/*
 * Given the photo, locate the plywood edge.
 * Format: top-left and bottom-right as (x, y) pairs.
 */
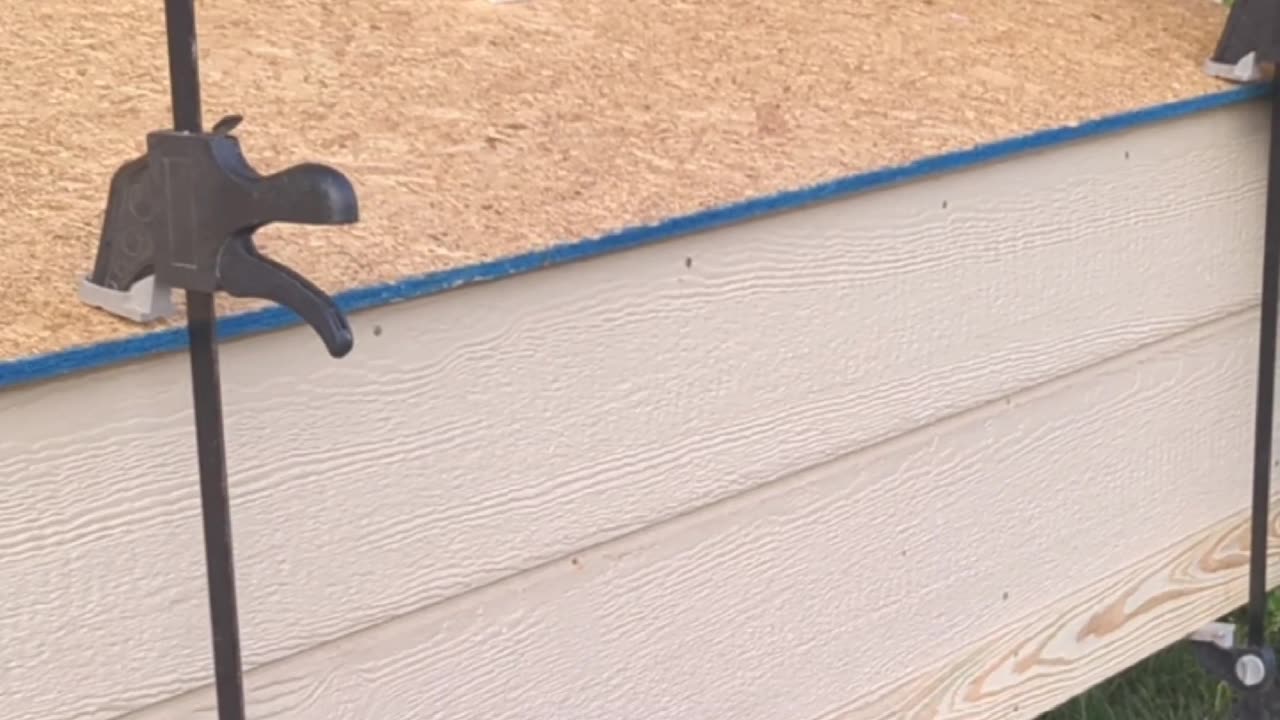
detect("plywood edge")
(0, 84), (1265, 391)
(112, 309), (1275, 720)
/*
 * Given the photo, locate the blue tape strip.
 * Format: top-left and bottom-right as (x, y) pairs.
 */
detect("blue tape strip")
(0, 84), (1268, 392)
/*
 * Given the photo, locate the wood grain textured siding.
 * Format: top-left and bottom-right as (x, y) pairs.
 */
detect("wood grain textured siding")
(120, 309), (1273, 720)
(0, 100), (1270, 720)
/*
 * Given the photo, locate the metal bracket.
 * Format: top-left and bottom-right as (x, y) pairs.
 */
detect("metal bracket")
(1206, 51), (1268, 84)
(1191, 621), (1239, 650)
(77, 274), (175, 323)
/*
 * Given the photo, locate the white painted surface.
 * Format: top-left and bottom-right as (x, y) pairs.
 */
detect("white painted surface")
(0, 99), (1271, 719)
(119, 309), (1275, 720)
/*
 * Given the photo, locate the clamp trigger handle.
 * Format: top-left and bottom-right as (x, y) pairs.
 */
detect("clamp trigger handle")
(216, 233), (354, 358)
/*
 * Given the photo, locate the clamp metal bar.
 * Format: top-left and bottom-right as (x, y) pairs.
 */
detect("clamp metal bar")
(1249, 67), (1280, 655)
(1192, 3), (1280, 717)
(161, 2), (248, 718)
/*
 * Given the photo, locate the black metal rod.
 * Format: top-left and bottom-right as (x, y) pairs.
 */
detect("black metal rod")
(1247, 73), (1280, 650)
(163, 0), (202, 134)
(163, 1), (247, 718)
(187, 292), (246, 720)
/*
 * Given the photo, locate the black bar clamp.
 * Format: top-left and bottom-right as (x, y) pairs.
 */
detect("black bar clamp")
(78, 4), (361, 716)
(79, 113), (359, 357)
(1191, 2), (1280, 719)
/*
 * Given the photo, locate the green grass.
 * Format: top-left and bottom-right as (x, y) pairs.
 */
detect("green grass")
(1037, 595), (1280, 720)
(1038, 643), (1235, 720)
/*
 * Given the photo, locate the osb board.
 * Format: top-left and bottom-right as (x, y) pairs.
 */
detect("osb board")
(0, 0), (1234, 360)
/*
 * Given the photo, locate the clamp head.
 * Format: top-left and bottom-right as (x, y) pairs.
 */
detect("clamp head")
(1205, 0), (1280, 83)
(79, 115), (360, 357)
(1189, 622), (1280, 718)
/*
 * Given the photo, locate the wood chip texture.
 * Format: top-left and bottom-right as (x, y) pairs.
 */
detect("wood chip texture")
(0, 0), (1234, 359)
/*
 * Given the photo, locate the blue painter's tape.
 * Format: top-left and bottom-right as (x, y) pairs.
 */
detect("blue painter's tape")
(0, 84), (1269, 392)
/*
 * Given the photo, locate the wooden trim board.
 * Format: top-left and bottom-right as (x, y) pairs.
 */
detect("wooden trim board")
(0, 100), (1273, 719)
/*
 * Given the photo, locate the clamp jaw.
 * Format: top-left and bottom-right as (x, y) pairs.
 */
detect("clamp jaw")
(1205, 0), (1280, 83)
(79, 114), (359, 357)
(1190, 622), (1280, 718)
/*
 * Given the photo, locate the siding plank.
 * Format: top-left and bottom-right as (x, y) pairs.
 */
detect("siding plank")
(125, 310), (1271, 720)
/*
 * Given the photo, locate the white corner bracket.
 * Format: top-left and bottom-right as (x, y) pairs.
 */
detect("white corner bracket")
(77, 274), (177, 324)
(1189, 621), (1238, 651)
(1205, 51), (1267, 84)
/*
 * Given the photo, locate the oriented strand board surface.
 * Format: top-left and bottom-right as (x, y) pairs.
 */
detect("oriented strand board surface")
(0, 0), (1233, 359)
